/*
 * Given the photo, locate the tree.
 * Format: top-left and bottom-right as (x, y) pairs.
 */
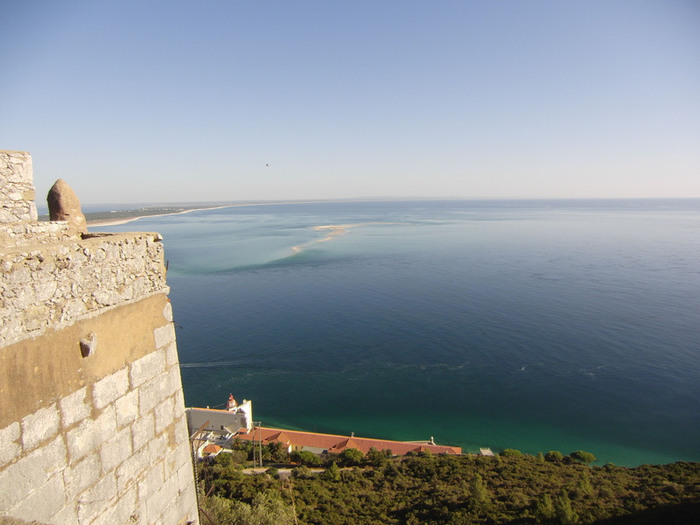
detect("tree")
(366, 447), (389, 467)
(570, 450), (597, 465)
(266, 442), (289, 463)
(290, 450), (321, 466)
(577, 471), (593, 496)
(535, 493), (555, 520)
(545, 451), (563, 462)
(555, 492), (579, 524)
(339, 448), (364, 467)
(322, 461), (341, 482)
(470, 474), (489, 504)
(499, 448), (523, 458)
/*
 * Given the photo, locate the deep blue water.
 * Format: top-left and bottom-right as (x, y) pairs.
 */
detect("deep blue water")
(102, 200), (700, 466)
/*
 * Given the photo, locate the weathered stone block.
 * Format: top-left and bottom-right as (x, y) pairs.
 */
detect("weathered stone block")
(52, 500), (80, 524)
(154, 395), (176, 435)
(163, 301), (173, 322)
(0, 421), (20, 467)
(100, 426), (133, 473)
(165, 341), (179, 367)
(145, 473), (178, 524)
(0, 435), (67, 510)
(131, 411), (155, 452)
(137, 461), (164, 502)
(177, 458), (197, 495)
(115, 389), (139, 428)
(138, 370), (169, 416)
(21, 402), (60, 451)
(92, 486), (137, 525)
(9, 472), (66, 523)
(93, 368), (129, 410)
(66, 405), (116, 461)
(174, 483), (199, 525)
(147, 432), (168, 460)
(166, 362), (185, 398)
(63, 452), (101, 499)
(60, 386), (90, 428)
(77, 471), (117, 524)
(115, 446), (149, 494)
(130, 347), (166, 388)
(173, 388), (186, 419)
(154, 322), (175, 349)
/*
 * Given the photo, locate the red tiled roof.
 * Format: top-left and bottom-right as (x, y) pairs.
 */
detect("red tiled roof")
(234, 427), (461, 456)
(202, 444), (222, 455)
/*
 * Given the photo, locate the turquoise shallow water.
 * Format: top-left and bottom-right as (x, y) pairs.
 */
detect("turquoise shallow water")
(103, 200), (700, 466)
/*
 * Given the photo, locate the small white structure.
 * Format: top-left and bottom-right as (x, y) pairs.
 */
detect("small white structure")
(186, 393), (253, 442)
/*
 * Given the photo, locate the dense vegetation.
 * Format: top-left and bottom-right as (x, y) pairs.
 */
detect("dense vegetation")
(197, 444), (699, 524)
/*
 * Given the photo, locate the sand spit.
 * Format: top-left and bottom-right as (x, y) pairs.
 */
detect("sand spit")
(290, 222), (394, 255)
(87, 204), (235, 227)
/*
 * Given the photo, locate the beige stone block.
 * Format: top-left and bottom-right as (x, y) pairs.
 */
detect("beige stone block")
(0, 421), (20, 467)
(92, 487), (138, 525)
(154, 396), (176, 435)
(77, 472), (118, 524)
(130, 348), (166, 388)
(147, 431), (168, 460)
(154, 322), (175, 349)
(165, 341), (179, 367)
(131, 411), (155, 452)
(0, 435), (67, 510)
(115, 446), (149, 494)
(66, 405), (116, 461)
(138, 370), (169, 416)
(165, 438), (192, 476)
(145, 473), (178, 524)
(21, 402), (60, 451)
(166, 363), (184, 398)
(63, 452), (101, 499)
(51, 500), (80, 524)
(176, 484), (200, 525)
(60, 386), (90, 428)
(115, 389), (139, 428)
(176, 457), (197, 495)
(163, 300), (173, 322)
(100, 426), (132, 473)
(137, 461), (164, 502)
(93, 367), (129, 410)
(173, 388), (186, 419)
(9, 473), (66, 523)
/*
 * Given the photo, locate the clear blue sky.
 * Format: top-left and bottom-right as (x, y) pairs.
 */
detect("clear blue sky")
(1, 1), (698, 205)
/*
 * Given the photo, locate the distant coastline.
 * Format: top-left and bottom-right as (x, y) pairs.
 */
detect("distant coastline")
(86, 204), (235, 227)
(77, 196), (700, 228)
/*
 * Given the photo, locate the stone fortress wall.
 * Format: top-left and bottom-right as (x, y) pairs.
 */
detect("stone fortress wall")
(0, 151), (199, 524)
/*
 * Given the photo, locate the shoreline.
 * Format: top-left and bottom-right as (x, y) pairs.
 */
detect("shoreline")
(87, 204), (236, 228)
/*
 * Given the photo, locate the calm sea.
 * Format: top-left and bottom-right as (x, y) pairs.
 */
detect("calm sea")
(102, 200), (700, 466)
